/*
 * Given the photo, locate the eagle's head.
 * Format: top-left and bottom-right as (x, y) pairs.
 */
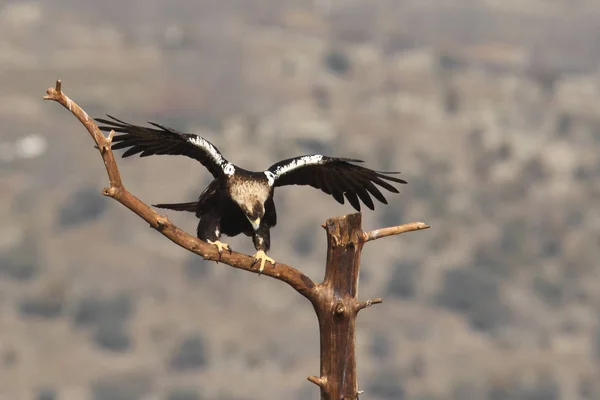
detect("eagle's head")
(244, 202), (265, 231)
(228, 177), (270, 232)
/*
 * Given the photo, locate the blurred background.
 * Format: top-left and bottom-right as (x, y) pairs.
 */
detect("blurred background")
(1, 0), (600, 399)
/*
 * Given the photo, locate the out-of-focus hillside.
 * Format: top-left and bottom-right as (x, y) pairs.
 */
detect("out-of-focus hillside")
(1, 1), (600, 399)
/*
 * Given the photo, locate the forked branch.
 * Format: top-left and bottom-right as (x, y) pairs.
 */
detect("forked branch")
(43, 80), (316, 298)
(44, 79), (430, 400)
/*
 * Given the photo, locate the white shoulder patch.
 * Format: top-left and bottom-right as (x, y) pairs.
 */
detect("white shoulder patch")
(264, 171), (275, 186)
(272, 155), (323, 178)
(187, 135), (226, 166)
(223, 163), (235, 176)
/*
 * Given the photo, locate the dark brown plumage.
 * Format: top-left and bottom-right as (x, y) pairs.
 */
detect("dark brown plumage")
(96, 115), (407, 272)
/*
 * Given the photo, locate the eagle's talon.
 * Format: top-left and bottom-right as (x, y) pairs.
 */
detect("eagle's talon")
(252, 250), (275, 275)
(207, 240), (231, 258)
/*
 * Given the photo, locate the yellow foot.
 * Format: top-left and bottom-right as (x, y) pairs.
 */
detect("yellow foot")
(207, 240), (231, 257)
(252, 250), (276, 274)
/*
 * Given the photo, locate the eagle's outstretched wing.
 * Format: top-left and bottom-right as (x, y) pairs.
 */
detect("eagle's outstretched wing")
(96, 115), (231, 179)
(265, 155), (407, 211)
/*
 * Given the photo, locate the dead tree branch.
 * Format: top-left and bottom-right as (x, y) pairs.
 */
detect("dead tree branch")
(43, 80), (316, 298)
(44, 80), (429, 400)
(362, 221), (430, 243)
(356, 298), (383, 313)
(307, 213), (429, 399)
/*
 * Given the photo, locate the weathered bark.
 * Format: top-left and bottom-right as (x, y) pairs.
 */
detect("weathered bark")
(310, 213), (365, 399)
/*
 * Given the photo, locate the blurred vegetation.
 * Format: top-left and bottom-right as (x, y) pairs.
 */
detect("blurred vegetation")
(1, 0), (600, 399)
(169, 334), (208, 371)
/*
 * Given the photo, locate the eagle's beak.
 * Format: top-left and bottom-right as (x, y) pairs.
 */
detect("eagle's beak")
(250, 217), (261, 231)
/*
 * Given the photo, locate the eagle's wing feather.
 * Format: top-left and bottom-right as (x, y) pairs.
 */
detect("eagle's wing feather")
(95, 115), (229, 178)
(153, 201), (197, 213)
(266, 155), (406, 211)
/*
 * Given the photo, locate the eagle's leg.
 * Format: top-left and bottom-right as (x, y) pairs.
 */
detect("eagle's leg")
(198, 216), (231, 258)
(251, 227), (275, 274)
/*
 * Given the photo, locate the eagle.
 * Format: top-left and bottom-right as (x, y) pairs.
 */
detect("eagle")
(96, 115), (407, 272)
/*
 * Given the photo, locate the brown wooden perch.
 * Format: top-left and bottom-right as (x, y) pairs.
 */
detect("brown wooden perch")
(44, 80), (429, 400)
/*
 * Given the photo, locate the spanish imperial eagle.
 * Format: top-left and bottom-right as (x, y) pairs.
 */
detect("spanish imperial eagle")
(96, 116), (407, 272)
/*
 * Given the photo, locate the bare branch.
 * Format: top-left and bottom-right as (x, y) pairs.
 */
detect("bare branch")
(43, 80), (317, 300)
(362, 222), (430, 243)
(356, 298), (383, 312)
(307, 375), (327, 387)
(44, 79), (123, 189)
(101, 129), (115, 153)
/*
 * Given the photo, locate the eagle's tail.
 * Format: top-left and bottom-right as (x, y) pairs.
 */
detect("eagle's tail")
(153, 201), (197, 213)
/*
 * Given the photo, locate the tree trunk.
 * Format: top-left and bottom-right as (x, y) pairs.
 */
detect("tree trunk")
(311, 213), (365, 400)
